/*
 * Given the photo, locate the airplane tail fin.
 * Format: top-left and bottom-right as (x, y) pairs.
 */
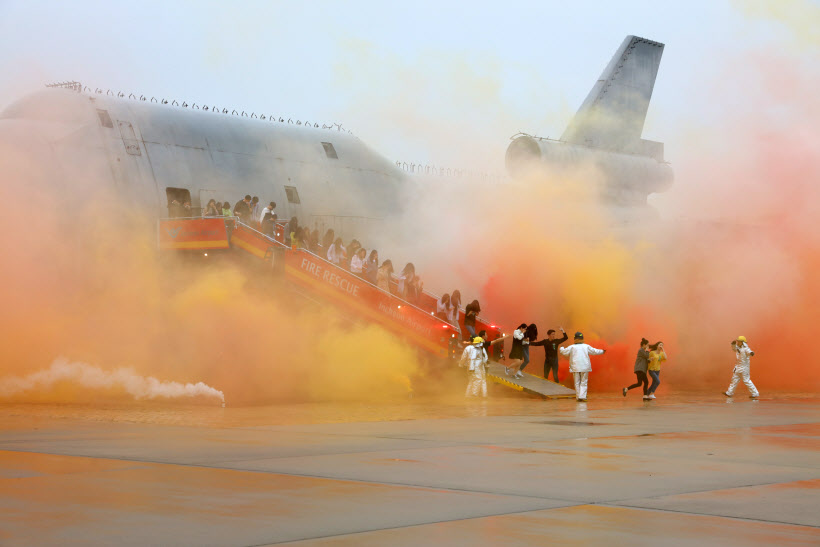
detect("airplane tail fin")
(560, 35), (664, 158)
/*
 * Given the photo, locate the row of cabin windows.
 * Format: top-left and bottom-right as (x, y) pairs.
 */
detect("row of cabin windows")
(96, 108), (338, 161)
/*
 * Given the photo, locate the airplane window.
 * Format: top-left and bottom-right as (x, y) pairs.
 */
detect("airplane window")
(97, 109), (113, 128)
(321, 142), (338, 159)
(284, 186), (301, 204)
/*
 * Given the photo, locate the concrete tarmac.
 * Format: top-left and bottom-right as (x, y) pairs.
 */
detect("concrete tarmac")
(0, 393), (818, 546)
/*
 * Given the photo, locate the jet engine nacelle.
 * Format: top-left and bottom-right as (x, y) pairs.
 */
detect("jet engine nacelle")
(505, 135), (673, 205)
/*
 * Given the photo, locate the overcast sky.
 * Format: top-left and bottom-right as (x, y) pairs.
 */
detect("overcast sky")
(0, 0), (815, 171)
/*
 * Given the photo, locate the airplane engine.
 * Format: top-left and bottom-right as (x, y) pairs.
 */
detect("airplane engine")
(505, 134), (673, 205)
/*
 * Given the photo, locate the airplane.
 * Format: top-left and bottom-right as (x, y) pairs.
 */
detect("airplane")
(0, 35), (670, 245)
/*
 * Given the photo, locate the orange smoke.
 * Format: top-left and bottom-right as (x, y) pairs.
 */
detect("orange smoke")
(0, 142), (421, 405)
(442, 48), (820, 394)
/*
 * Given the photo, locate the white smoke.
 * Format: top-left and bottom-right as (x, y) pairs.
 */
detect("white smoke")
(0, 358), (225, 405)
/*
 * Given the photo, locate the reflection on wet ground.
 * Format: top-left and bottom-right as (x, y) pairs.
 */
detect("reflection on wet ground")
(1, 393), (818, 545)
(1, 392), (817, 429)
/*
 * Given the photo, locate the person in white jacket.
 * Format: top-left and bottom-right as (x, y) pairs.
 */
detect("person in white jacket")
(559, 332), (606, 401)
(459, 336), (489, 397)
(723, 336), (759, 398)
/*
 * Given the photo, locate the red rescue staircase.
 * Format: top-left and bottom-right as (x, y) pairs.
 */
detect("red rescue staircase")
(158, 217), (574, 398)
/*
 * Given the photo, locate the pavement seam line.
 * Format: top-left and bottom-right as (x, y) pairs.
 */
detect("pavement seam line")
(597, 501), (820, 529)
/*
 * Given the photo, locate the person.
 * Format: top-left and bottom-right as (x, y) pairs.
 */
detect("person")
(448, 290), (461, 327)
(221, 202), (233, 217)
(203, 199), (220, 217)
(505, 323), (528, 377)
(509, 324), (537, 379)
(310, 229), (320, 253)
(531, 327), (569, 382)
(327, 237), (345, 264)
(288, 217), (300, 248)
(250, 196), (260, 225)
(297, 227), (310, 249)
(351, 247), (367, 277)
(436, 293), (450, 321)
(365, 250), (379, 284)
(168, 199), (183, 218)
(645, 342), (667, 399)
(724, 336), (759, 399)
(261, 210), (276, 237)
(260, 201), (277, 223)
(464, 299), (481, 339)
(344, 240), (360, 270)
(624, 338), (651, 398)
(409, 273), (423, 303)
(477, 329), (506, 358)
(559, 332), (606, 402)
(397, 263), (415, 299)
(233, 195), (252, 223)
(322, 229), (335, 252)
(377, 260), (393, 291)
(459, 336), (489, 397)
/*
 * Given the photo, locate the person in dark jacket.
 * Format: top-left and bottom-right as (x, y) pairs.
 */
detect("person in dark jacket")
(463, 299), (481, 339)
(233, 195), (252, 223)
(623, 338), (651, 397)
(505, 323), (528, 376)
(477, 329), (506, 361)
(531, 327), (569, 381)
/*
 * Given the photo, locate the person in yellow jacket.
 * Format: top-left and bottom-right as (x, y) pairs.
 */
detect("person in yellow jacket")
(645, 342), (667, 400)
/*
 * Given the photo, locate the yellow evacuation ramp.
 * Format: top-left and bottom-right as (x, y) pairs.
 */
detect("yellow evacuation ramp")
(486, 362), (576, 399)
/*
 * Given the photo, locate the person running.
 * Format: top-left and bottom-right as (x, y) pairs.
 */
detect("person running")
(531, 327), (568, 382)
(559, 332), (606, 402)
(623, 338), (651, 398)
(505, 323), (528, 377)
(459, 336), (489, 397)
(645, 342), (667, 400)
(509, 324), (538, 379)
(723, 336), (759, 399)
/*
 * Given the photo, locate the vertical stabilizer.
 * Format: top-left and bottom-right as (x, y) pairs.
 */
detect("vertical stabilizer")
(560, 35), (664, 156)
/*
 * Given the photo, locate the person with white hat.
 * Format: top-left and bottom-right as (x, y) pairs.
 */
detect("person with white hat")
(559, 332), (605, 402)
(724, 335), (759, 399)
(459, 336), (489, 397)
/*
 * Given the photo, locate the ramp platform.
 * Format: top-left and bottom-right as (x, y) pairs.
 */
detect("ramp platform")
(486, 362), (576, 399)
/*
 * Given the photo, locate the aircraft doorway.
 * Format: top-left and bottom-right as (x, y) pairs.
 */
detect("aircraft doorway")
(283, 184), (302, 221)
(166, 187), (191, 218)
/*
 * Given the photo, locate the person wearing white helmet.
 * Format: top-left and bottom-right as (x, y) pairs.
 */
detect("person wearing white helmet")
(459, 336), (489, 397)
(559, 332), (606, 402)
(724, 335), (759, 399)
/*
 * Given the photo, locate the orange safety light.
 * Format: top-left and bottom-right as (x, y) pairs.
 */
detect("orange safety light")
(397, 305), (401, 309)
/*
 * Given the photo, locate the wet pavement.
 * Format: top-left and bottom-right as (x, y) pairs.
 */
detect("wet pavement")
(0, 393), (818, 545)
